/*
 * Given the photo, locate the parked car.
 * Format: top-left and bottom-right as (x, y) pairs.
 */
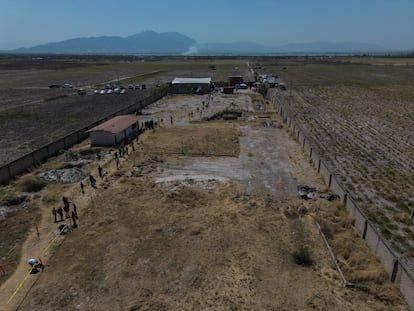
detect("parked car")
(49, 84), (60, 88)
(77, 89), (87, 95)
(99, 90), (106, 95)
(94, 90), (100, 94)
(62, 83), (73, 88)
(120, 89), (126, 94)
(141, 84), (146, 89)
(106, 89), (114, 94)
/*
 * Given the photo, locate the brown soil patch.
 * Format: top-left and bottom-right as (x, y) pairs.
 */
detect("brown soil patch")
(0, 92), (409, 310)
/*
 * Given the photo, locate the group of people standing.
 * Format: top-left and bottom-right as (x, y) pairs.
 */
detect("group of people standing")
(51, 196), (79, 228)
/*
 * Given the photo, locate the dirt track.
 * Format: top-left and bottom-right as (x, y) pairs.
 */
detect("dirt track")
(0, 92), (409, 310)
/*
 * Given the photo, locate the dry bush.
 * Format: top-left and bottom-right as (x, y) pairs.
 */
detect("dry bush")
(393, 212), (411, 225)
(347, 268), (388, 284)
(19, 175), (46, 193)
(328, 226), (389, 285)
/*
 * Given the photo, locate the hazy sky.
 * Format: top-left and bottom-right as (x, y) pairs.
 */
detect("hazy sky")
(1, 0), (413, 50)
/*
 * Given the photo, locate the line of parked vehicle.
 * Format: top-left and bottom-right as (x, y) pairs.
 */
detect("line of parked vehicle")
(94, 83), (146, 95)
(48, 82), (148, 95)
(48, 83), (73, 89)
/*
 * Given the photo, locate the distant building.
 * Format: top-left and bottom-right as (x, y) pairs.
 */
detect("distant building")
(228, 68), (255, 87)
(171, 77), (212, 94)
(228, 74), (244, 86)
(87, 115), (139, 146)
(222, 86), (234, 94)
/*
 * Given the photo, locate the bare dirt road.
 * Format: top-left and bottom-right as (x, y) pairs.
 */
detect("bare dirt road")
(0, 92), (408, 310)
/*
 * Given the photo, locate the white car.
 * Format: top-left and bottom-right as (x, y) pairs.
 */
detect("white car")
(62, 83), (73, 88)
(99, 90), (106, 95)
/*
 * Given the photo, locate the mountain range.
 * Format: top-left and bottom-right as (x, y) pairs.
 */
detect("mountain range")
(5, 30), (396, 55)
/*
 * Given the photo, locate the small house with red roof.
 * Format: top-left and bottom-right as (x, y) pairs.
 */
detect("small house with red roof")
(87, 115), (139, 146)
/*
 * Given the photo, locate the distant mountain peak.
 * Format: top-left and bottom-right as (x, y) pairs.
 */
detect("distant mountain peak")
(13, 31), (197, 55)
(6, 30), (396, 55)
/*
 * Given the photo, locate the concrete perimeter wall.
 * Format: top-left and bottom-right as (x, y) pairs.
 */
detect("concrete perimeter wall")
(268, 90), (414, 310)
(0, 90), (167, 185)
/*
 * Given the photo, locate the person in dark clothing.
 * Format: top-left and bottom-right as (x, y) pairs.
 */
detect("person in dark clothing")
(52, 207), (57, 223)
(73, 203), (78, 217)
(80, 181), (85, 195)
(62, 196), (70, 206)
(63, 204), (70, 219)
(57, 207), (64, 222)
(98, 165), (103, 178)
(62, 196), (70, 218)
(89, 175), (97, 188)
(71, 210), (78, 228)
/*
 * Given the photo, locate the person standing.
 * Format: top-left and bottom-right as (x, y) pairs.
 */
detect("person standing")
(98, 165), (103, 178)
(62, 197), (70, 218)
(71, 210), (78, 228)
(89, 175), (97, 188)
(63, 203), (70, 219)
(80, 181), (85, 195)
(52, 207), (57, 223)
(57, 206), (63, 222)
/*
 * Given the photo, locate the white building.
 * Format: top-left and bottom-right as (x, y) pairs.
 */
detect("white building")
(171, 77), (212, 94)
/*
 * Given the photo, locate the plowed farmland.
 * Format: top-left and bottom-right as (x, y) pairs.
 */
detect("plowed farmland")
(267, 58), (414, 257)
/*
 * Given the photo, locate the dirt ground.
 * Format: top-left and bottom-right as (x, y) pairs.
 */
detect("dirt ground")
(0, 92), (409, 310)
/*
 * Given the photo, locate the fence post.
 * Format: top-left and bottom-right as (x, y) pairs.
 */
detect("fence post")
(391, 259), (399, 282)
(362, 221), (368, 239)
(7, 164), (12, 179)
(317, 159), (321, 173)
(328, 174), (332, 187)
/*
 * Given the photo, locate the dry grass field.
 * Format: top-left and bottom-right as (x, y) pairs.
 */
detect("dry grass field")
(0, 56), (245, 165)
(0, 56), (413, 310)
(265, 57), (414, 256)
(0, 90), (410, 310)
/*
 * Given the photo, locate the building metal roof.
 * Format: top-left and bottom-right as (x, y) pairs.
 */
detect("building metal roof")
(172, 77), (211, 84)
(87, 115), (139, 134)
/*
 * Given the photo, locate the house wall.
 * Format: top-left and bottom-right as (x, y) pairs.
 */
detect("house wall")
(228, 76), (243, 86)
(171, 83), (210, 94)
(90, 124), (137, 147)
(90, 131), (116, 146)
